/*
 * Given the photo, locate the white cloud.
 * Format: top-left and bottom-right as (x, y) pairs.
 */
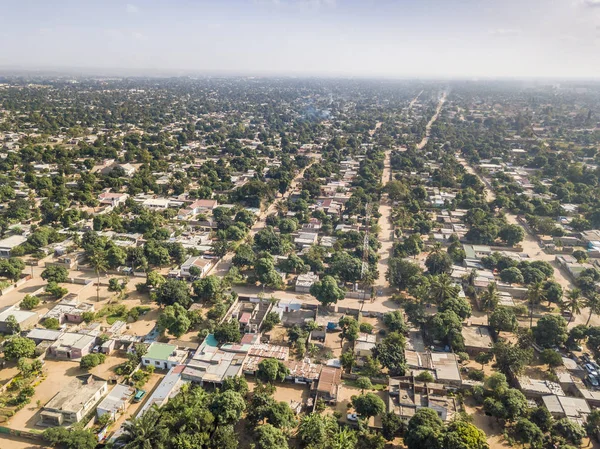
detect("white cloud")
(583, 0), (600, 7)
(126, 3), (139, 13)
(489, 28), (521, 36)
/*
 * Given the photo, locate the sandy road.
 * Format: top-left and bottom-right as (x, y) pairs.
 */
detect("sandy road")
(208, 157), (319, 278)
(416, 92), (447, 150)
(374, 150), (395, 297)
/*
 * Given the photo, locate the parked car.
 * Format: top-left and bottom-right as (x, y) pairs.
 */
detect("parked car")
(586, 375), (599, 388)
(347, 413), (358, 422)
(133, 389), (146, 403)
(585, 363), (598, 376)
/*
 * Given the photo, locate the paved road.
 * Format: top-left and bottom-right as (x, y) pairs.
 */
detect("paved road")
(416, 92), (447, 150)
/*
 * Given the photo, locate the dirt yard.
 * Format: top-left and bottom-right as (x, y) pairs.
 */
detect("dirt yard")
(0, 435), (50, 449)
(8, 354), (127, 431)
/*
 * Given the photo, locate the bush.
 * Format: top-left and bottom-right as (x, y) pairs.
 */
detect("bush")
(540, 349), (564, 367)
(20, 295), (40, 310)
(359, 323), (374, 333)
(80, 353), (106, 370)
(468, 370), (485, 381)
(43, 317), (60, 330)
(41, 266), (69, 283)
(415, 371), (435, 382)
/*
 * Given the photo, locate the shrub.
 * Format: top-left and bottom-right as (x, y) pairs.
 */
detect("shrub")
(80, 353), (106, 370)
(415, 371), (435, 382)
(468, 369), (485, 381)
(43, 317), (60, 330)
(20, 295), (40, 310)
(359, 323), (374, 333)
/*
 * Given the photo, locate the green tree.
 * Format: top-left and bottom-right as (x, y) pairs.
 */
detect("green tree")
(80, 353), (106, 370)
(310, 275), (345, 307)
(552, 418), (586, 446)
(387, 257), (422, 290)
(154, 279), (192, 308)
(513, 419), (543, 448)
(382, 412), (404, 441)
(498, 224), (524, 246)
(539, 348), (563, 367)
(3, 336), (36, 359)
(5, 315), (20, 334)
(209, 390), (246, 425)
(115, 405), (167, 449)
(383, 310), (408, 333)
(254, 424), (289, 449)
(489, 307), (518, 333)
(41, 266), (69, 283)
(352, 393), (385, 419)
(404, 408), (444, 449)
(157, 303), (191, 338)
(425, 247), (453, 275)
(443, 420), (488, 449)
(499, 267), (524, 285)
(43, 427), (97, 449)
(88, 249), (108, 302)
(257, 358), (289, 383)
(356, 376), (373, 393)
(192, 275), (223, 303)
(19, 294), (40, 310)
(562, 288), (582, 324)
(44, 317), (60, 330)
(439, 296), (472, 320)
(532, 315), (568, 348)
(214, 320), (241, 344)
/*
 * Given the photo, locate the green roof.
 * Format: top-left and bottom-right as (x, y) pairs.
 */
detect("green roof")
(146, 342), (176, 361)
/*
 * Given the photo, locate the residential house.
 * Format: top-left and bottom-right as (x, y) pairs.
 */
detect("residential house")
(142, 342), (188, 370)
(41, 375), (108, 425)
(96, 384), (136, 420)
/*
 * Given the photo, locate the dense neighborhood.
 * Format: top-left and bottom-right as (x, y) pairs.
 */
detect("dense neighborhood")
(1, 77), (600, 449)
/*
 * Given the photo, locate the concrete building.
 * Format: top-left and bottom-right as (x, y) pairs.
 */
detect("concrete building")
(295, 272), (319, 293)
(315, 366), (342, 403)
(137, 365), (186, 417)
(0, 234), (27, 258)
(0, 305), (38, 333)
(461, 325), (493, 355)
(41, 375), (108, 425)
(388, 377), (458, 422)
(142, 342), (188, 370)
(96, 384), (136, 420)
(543, 394), (591, 425)
(49, 333), (96, 359)
(180, 256), (213, 278)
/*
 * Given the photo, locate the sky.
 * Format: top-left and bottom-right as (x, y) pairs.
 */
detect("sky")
(1, 0), (600, 78)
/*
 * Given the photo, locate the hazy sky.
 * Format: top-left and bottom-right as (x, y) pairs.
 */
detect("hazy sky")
(1, 0), (600, 78)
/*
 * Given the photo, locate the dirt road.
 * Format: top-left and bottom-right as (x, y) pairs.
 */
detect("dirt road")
(375, 150), (394, 297)
(416, 92), (447, 150)
(208, 157), (319, 278)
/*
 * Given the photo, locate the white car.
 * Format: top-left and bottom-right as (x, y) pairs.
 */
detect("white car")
(347, 413), (358, 422)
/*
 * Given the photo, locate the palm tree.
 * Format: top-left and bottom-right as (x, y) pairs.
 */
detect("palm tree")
(562, 288), (582, 325)
(331, 427), (358, 449)
(480, 282), (500, 324)
(527, 282), (546, 328)
(88, 249), (108, 302)
(584, 294), (600, 326)
(429, 274), (458, 304)
(117, 406), (167, 449)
